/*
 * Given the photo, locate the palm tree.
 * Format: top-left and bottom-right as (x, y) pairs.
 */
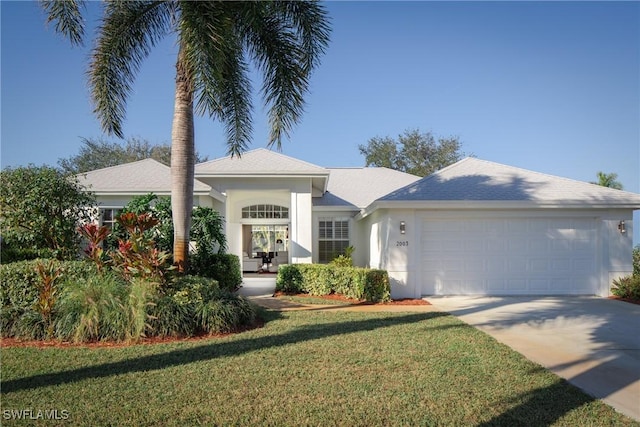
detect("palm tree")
(591, 171), (623, 190)
(42, 0), (331, 270)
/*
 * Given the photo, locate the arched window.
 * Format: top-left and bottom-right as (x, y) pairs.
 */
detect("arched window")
(241, 204), (289, 219)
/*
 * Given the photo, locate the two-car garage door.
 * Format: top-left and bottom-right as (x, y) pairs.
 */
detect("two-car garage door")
(421, 216), (598, 295)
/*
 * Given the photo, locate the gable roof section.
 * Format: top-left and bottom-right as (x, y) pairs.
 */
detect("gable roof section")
(364, 157), (640, 213)
(314, 167), (421, 209)
(196, 148), (328, 176)
(76, 158), (216, 197)
(196, 148), (329, 193)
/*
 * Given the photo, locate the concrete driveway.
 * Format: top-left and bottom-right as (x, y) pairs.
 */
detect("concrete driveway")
(427, 296), (640, 421)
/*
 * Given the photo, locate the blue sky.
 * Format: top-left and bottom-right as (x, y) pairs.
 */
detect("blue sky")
(2, 1), (639, 242)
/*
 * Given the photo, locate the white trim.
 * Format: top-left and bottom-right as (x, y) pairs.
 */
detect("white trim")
(358, 200), (640, 220)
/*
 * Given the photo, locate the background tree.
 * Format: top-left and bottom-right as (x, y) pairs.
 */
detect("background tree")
(44, 1), (331, 271)
(0, 165), (96, 259)
(590, 171), (623, 190)
(58, 137), (209, 174)
(359, 128), (466, 177)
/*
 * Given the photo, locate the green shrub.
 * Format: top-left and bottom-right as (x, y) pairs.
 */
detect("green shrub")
(297, 264), (333, 296)
(147, 294), (195, 338)
(0, 246), (56, 264)
(633, 245), (639, 277)
(611, 275), (640, 301)
(196, 291), (257, 334)
(55, 273), (141, 343)
(275, 264), (391, 302)
(13, 310), (48, 340)
(188, 253), (241, 292)
(148, 276), (256, 337)
(364, 270), (391, 303)
(146, 275), (218, 337)
(275, 264), (304, 293)
(0, 259), (98, 337)
(1, 258), (258, 342)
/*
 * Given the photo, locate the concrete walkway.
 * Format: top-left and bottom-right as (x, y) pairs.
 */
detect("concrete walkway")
(427, 296), (640, 421)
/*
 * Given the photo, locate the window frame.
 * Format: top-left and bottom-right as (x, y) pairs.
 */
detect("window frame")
(241, 204), (289, 219)
(318, 217), (350, 263)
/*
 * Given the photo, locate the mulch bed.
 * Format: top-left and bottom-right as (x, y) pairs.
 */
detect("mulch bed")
(274, 292), (430, 306)
(0, 321), (265, 349)
(608, 296), (640, 305)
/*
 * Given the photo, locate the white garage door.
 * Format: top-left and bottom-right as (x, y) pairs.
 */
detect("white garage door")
(421, 216), (598, 295)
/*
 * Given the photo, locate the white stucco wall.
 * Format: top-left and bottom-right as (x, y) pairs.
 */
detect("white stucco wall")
(601, 209), (635, 296)
(361, 208), (419, 299)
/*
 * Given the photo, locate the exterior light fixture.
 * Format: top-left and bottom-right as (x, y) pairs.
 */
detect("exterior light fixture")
(618, 220), (626, 234)
(400, 221), (406, 234)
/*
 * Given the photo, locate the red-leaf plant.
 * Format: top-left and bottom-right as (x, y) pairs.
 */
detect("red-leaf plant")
(78, 223), (110, 272)
(35, 260), (63, 339)
(78, 213), (173, 284)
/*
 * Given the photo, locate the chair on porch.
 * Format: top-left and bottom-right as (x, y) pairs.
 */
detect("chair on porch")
(242, 252), (260, 272)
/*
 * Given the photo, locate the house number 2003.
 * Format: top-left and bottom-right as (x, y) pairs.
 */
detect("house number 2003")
(396, 241), (409, 247)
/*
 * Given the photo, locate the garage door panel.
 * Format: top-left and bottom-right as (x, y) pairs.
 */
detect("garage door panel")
(552, 259), (571, 272)
(422, 217), (598, 295)
(509, 258), (527, 272)
(528, 239), (549, 251)
(464, 259), (484, 272)
(508, 239), (528, 252)
(530, 259), (549, 272)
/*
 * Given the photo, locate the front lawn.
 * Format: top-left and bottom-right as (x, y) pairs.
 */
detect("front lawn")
(2, 310), (636, 426)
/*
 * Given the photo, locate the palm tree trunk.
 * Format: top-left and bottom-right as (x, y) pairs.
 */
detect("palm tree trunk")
(171, 42), (195, 272)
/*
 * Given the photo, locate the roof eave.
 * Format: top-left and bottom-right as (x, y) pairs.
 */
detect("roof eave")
(357, 200), (640, 220)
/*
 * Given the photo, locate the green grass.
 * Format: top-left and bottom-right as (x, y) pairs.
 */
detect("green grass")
(2, 310), (637, 426)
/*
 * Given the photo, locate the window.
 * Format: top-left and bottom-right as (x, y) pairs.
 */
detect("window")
(100, 208), (122, 231)
(250, 225), (288, 255)
(318, 217), (350, 263)
(242, 204), (289, 219)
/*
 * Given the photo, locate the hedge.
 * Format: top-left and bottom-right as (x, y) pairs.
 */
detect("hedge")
(276, 264), (390, 302)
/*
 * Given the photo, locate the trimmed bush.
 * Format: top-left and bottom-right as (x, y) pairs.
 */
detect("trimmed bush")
(276, 264), (391, 302)
(611, 275), (640, 301)
(0, 247), (56, 264)
(275, 264), (304, 293)
(189, 253), (242, 292)
(297, 264), (333, 296)
(633, 245), (639, 277)
(363, 270), (391, 303)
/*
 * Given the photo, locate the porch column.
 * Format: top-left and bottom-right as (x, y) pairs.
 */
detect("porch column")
(290, 191), (312, 264)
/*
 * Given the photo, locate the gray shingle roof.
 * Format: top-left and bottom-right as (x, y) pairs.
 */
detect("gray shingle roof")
(379, 157), (640, 205)
(314, 167), (421, 209)
(76, 159), (211, 194)
(196, 148), (329, 176)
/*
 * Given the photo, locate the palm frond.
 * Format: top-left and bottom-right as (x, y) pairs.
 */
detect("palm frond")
(89, 1), (174, 138)
(179, 1), (253, 157)
(241, 1), (331, 149)
(40, 0), (86, 46)
(271, 0), (332, 72)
